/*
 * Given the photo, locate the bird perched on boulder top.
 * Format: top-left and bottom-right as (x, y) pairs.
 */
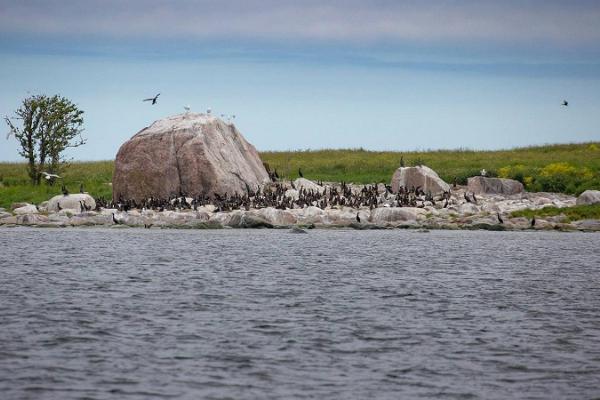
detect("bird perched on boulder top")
(143, 93), (160, 105)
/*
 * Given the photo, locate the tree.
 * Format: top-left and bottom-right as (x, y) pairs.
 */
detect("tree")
(4, 94), (85, 185)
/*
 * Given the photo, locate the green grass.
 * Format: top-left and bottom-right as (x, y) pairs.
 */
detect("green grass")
(261, 142), (600, 193)
(511, 204), (600, 222)
(0, 161), (113, 209)
(1, 142), (599, 209)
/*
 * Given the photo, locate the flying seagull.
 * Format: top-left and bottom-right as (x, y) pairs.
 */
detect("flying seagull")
(143, 93), (160, 105)
(562, 100), (568, 107)
(41, 172), (61, 180)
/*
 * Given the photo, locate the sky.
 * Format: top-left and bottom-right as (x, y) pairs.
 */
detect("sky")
(1, 0), (600, 161)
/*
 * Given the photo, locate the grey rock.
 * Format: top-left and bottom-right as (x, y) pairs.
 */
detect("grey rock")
(113, 113), (270, 202)
(391, 166), (450, 195)
(467, 176), (524, 195)
(576, 190), (600, 206)
(47, 194), (96, 212)
(13, 204), (39, 215)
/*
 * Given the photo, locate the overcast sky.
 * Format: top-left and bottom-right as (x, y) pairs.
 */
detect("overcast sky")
(1, 0), (599, 161)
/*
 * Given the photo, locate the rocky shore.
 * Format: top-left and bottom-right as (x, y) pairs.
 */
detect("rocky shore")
(2, 184), (599, 231)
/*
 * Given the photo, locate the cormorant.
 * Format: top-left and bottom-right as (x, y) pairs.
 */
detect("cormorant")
(464, 192), (471, 203)
(400, 156), (405, 168)
(356, 212), (361, 223)
(80, 183), (84, 193)
(531, 216), (536, 228)
(298, 168), (303, 178)
(497, 213), (504, 224)
(143, 93), (160, 105)
(61, 184), (69, 196)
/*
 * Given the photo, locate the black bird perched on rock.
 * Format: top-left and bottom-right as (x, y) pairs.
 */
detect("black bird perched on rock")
(356, 212), (361, 223)
(79, 183), (84, 193)
(497, 212), (504, 224)
(298, 168), (303, 178)
(143, 93), (160, 105)
(400, 156), (405, 167)
(472, 193), (478, 204)
(61, 184), (69, 196)
(464, 192), (471, 203)
(562, 100), (568, 107)
(531, 216), (536, 228)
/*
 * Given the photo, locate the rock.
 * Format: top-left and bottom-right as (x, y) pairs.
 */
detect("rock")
(113, 113), (269, 202)
(10, 202), (29, 211)
(467, 176), (524, 195)
(0, 216), (18, 225)
(13, 204), (39, 215)
(576, 190), (600, 206)
(369, 207), (421, 224)
(293, 206), (326, 225)
(391, 166), (450, 195)
(227, 213), (273, 228)
(572, 219), (600, 231)
(251, 207), (297, 226)
(16, 214), (49, 225)
(293, 178), (324, 194)
(47, 194), (96, 212)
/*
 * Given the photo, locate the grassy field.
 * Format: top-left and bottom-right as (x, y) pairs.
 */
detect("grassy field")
(511, 204), (600, 222)
(1, 142), (599, 209)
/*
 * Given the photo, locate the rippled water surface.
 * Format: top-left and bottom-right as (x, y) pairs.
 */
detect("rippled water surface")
(1, 228), (600, 399)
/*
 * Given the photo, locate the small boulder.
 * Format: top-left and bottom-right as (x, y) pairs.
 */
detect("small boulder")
(467, 176), (524, 195)
(293, 178), (324, 194)
(16, 214), (49, 225)
(576, 190), (600, 206)
(47, 194), (96, 212)
(391, 166), (450, 195)
(13, 204), (39, 215)
(369, 207), (421, 224)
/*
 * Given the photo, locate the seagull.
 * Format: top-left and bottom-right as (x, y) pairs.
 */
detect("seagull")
(562, 100), (568, 107)
(143, 93), (160, 105)
(41, 172), (61, 180)
(184, 105), (191, 112)
(480, 168), (487, 177)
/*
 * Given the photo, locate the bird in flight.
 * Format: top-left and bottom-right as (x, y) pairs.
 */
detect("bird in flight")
(41, 172), (61, 180)
(143, 93), (160, 105)
(562, 100), (568, 107)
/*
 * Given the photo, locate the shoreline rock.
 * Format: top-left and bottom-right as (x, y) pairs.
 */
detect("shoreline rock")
(1, 188), (597, 231)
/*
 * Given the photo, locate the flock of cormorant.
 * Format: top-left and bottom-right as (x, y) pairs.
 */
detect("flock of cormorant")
(94, 180), (457, 214)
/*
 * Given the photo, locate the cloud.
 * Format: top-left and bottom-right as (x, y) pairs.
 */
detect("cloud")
(1, 0), (600, 48)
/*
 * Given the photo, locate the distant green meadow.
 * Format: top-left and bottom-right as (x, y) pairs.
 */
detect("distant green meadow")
(1, 142), (599, 209)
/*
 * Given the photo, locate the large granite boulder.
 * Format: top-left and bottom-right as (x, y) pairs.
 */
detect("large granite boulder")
(467, 176), (524, 195)
(391, 166), (450, 195)
(47, 194), (96, 212)
(113, 113), (270, 202)
(576, 190), (600, 205)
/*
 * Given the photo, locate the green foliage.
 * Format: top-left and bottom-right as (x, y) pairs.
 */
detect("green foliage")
(511, 204), (600, 222)
(4, 94), (85, 185)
